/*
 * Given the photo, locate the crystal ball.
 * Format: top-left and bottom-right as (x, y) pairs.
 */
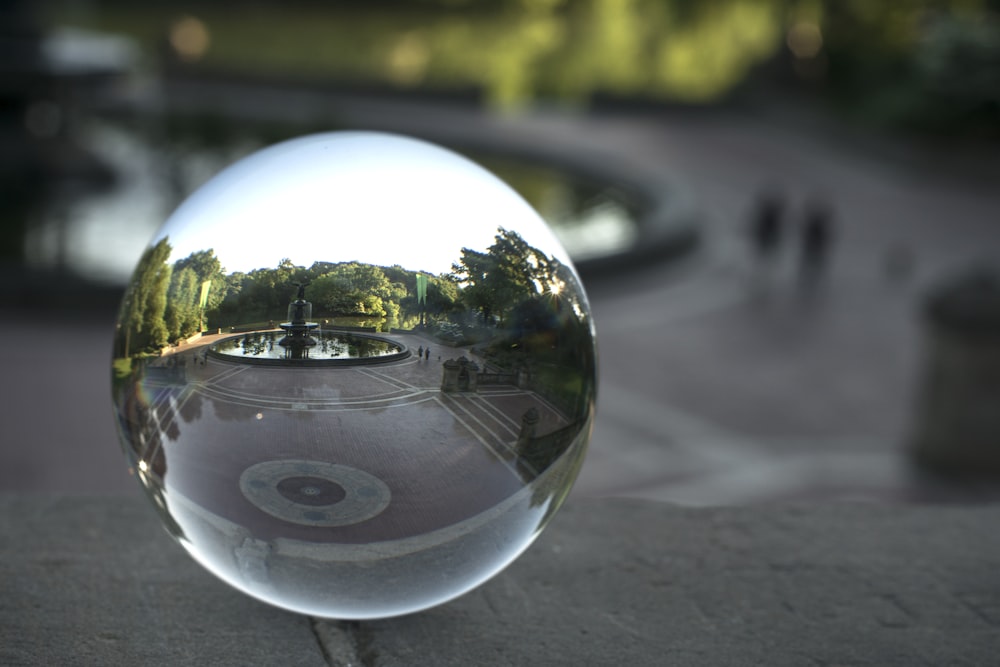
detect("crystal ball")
(111, 131), (597, 619)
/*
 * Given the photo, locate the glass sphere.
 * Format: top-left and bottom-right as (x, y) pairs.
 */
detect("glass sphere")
(111, 131), (597, 619)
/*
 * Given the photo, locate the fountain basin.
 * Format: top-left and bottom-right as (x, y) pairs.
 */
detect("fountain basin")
(208, 330), (408, 366)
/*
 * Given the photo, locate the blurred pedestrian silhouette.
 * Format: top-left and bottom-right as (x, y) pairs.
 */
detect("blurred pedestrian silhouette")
(746, 190), (786, 299)
(799, 199), (834, 288)
(749, 190), (785, 269)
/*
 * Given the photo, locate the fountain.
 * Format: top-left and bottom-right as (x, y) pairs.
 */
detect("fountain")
(207, 281), (408, 365)
(277, 282), (319, 359)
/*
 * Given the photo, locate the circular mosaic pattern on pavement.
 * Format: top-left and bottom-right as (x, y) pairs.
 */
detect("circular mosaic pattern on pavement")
(239, 460), (391, 527)
(276, 476), (348, 506)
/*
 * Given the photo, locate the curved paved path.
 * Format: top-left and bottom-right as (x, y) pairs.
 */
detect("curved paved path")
(3, 93), (1000, 507)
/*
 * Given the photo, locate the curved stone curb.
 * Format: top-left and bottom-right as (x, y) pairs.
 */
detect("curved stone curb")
(148, 76), (704, 277)
(206, 330), (410, 367)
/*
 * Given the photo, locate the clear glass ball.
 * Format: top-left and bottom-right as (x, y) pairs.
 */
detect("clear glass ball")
(111, 131), (597, 619)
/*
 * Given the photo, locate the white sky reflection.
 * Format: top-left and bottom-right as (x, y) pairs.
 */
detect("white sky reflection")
(156, 132), (569, 276)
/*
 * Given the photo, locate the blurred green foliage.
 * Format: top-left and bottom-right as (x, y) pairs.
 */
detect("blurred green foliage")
(47, 0), (1000, 133)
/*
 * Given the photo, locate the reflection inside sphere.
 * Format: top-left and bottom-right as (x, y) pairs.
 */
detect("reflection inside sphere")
(111, 132), (596, 619)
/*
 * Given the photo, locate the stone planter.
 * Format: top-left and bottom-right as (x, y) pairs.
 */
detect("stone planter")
(912, 267), (1000, 474)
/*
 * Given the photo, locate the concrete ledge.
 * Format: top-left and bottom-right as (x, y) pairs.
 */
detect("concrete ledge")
(2, 496), (998, 665)
(0, 495), (326, 666)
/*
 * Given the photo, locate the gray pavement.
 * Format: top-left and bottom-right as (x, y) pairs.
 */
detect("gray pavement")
(4, 96), (999, 504)
(459, 105), (1000, 505)
(3, 495), (999, 666)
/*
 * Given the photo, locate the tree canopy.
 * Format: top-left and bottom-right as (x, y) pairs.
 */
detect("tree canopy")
(114, 228), (589, 362)
(450, 227), (568, 326)
(117, 237), (172, 356)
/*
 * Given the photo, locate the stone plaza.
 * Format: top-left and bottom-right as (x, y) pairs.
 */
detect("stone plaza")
(134, 331), (576, 546)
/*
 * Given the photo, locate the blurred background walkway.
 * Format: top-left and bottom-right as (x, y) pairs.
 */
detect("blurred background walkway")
(2, 0), (999, 505)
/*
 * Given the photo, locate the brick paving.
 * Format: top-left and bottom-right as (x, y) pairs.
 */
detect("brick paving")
(132, 333), (571, 544)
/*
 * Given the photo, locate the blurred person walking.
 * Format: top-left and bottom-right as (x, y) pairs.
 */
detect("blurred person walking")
(799, 198), (834, 289)
(749, 190), (785, 269)
(747, 190), (786, 296)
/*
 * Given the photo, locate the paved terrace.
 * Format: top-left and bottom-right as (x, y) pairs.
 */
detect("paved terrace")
(131, 331), (571, 545)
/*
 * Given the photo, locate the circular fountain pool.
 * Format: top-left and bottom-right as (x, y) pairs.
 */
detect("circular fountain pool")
(208, 330), (407, 365)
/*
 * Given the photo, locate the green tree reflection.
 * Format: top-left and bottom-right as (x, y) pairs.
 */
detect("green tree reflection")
(117, 237), (172, 357)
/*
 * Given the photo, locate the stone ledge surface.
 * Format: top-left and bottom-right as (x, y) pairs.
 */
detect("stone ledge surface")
(2, 496), (999, 666)
(0, 496), (325, 667)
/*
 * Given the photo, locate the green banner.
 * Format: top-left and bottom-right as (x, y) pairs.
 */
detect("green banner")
(416, 274), (427, 305)
(198, 280), (212, 309)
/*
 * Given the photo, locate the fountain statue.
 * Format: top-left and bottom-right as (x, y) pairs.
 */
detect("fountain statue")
(277, 282), (319, 359)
